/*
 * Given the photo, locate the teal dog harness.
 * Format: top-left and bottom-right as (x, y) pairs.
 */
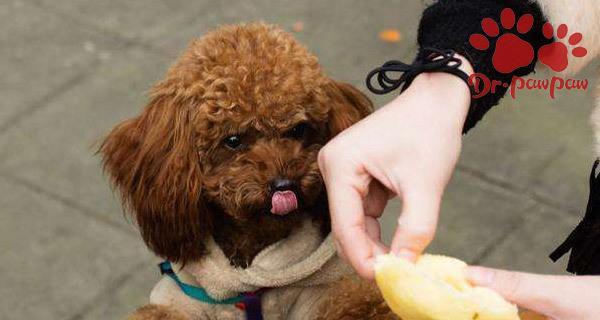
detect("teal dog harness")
(159, 261), (264, 320)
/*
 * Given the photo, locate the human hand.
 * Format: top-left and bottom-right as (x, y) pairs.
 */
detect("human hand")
(468, 266), (600, 319)
(318, 57), (473, 279)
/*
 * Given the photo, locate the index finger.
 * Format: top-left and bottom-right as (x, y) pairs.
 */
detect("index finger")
(324, 167), (380, 279)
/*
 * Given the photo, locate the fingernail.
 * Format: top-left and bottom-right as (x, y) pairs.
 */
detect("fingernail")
(467, 266), (494, 286)
(358, 259), (376, 280)
(395, 249), (418, 262)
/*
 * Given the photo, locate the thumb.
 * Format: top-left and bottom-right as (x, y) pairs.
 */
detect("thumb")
(390, 190), (440, 261)
(467, 266), (566, 316)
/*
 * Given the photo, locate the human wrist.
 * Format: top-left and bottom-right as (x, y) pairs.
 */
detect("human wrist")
(372, 52), (472, 134)
(416, 53), (472, 100)
(405, 67), (472, 130)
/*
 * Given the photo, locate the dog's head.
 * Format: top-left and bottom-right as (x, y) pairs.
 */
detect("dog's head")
(100, 23), (372, 264)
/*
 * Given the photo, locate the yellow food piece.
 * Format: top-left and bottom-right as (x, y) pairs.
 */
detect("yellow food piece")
(375, 254), (519, 320)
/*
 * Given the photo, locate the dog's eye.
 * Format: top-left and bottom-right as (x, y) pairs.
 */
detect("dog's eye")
(286, 123), (308, 139)
(223, 135), (243, 149)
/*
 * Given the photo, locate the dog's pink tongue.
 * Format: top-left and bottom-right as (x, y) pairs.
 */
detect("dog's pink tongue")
(271, 191), (298, 215)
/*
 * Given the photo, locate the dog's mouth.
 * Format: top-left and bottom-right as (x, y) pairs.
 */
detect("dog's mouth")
(270, 190), (299, 215)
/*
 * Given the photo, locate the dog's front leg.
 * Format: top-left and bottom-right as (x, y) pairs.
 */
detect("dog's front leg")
(314, 275), (399, 320)
(128, 304), (189, 320)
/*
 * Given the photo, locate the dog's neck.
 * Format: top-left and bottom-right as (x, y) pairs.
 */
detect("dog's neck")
(212, 199), (330, 268)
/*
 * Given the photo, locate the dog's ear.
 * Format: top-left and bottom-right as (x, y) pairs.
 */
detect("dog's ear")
(325, 81), (373, 137)
(100, 87), (209, 264)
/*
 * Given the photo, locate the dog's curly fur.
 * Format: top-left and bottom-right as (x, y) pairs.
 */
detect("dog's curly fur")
(101, 23), (394, 319)
(128, 305), (187, 320)
(316, 275), (398, 320)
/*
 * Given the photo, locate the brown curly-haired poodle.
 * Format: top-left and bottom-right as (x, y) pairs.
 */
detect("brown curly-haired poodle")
(101, 23), (396, 320)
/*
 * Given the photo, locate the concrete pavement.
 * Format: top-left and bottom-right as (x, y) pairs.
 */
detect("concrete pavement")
(0, 0), (597, 318)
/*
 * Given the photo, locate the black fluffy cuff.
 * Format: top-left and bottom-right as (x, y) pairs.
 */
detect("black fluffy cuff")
(417, 0), (551, 133)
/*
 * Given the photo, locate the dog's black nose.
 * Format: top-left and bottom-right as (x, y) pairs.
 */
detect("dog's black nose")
(271, 178), (296, 191)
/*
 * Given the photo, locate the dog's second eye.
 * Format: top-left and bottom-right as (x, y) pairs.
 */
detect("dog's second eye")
(286, 123), (308, 139)
(223, 135), (242, 149)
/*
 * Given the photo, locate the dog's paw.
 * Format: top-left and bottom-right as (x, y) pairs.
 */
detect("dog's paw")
(127, 304), (188, 320)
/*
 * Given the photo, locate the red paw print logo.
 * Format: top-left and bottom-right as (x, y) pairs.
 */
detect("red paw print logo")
(469, 8), (534, 73)
(538, 23), (588, 72)
(469, 8), (535, 74)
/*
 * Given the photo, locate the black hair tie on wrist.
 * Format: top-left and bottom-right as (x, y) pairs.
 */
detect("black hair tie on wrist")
(366, 48), (473, 95)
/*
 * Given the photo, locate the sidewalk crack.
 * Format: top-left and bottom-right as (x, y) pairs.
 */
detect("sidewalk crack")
(0, 172), (136, 236)
(25, 0), (170, 57)
(0, 71), (91, 136)
(470, 203), (539, 265)
(456, 163), (580, 216)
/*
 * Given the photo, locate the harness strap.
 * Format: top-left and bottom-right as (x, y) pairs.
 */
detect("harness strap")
(159, 261), (264, 320)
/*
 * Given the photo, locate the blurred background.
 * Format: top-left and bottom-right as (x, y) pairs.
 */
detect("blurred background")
(1, 0), (597, 318)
